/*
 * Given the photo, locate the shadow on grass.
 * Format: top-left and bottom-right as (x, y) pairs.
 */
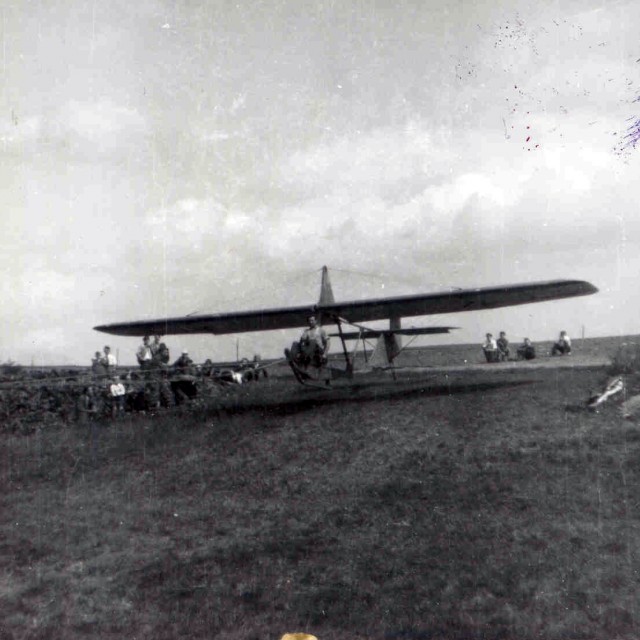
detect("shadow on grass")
(217, 379), (539, 418)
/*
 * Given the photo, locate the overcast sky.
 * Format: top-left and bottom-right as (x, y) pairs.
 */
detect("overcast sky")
(1, 0), (639, 365)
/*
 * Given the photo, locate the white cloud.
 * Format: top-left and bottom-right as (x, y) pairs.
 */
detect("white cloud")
(271, 119), (613, 263)
(62, 99), (146, 145)
(282, 121), (447, 193)
(147, 198), (237, 250)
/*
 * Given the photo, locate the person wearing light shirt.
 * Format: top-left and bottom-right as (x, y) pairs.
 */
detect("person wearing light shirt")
(101, 345), (117, 373)
(299, 315), (330, 367)
(482, 333), (499, 363)
(136, 335), (154, 369)
(551, 331), (572, 356)
(109, 376), (126, 418)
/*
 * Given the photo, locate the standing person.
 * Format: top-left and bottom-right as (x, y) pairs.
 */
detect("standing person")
(136, 335), (154, 370)
(156, 342), (170, 367)
(497, 332), (510, 361)
(91, 351), (106, 377)
(482, 333), (499, 363)
(150, 335), (162, 358)
(109, 376), (126, 418)
(158, 369), (174, 408)
(101, 345), (117, 374)
(551, 330), (572, 356)
(299, 315), (331, 368)
(76, 386), (98, 424)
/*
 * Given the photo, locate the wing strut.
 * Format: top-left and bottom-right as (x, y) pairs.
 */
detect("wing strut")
(334, 316), (354, 375)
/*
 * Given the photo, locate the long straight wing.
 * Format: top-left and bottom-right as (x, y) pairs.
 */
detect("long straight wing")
(94, 279), (597, 337)
(330, 327), (457, 340)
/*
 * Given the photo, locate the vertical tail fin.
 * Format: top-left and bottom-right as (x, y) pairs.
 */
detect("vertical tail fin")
(318, 266), (335, 306)
(368, 318), (403, 369)
(369, 333), (402, 368)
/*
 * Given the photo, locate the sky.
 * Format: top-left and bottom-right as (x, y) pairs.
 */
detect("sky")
(1, 0), (639, 366)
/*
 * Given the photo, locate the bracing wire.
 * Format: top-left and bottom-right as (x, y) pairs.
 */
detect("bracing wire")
(330, 267), (462, 292)
(170, 265), (464, 318)
(184, 268), (323, 316)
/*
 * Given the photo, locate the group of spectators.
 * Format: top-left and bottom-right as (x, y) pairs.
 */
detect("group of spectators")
(137, 335), (200, 373)
(482, 330), (572, 363)
(77, 376), (126, 421)
(83, 336), (192, 419)
(91, 336), (196, 376)
(81, 335), (269, 421)
(482, 332), (522, 362)
(91, 345), (118, 376)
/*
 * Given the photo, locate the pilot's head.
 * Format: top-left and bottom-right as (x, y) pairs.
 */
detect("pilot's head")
(104, 345), (110, 352)
(486, 333), (493, 339)
(143, 335), (150, 344)
(499, 332), (506, 338)
(307, 315), (317, 328)
(524, 337), (531, 345)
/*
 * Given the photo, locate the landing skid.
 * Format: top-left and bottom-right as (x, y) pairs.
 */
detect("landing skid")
(285, 349), (351, 388)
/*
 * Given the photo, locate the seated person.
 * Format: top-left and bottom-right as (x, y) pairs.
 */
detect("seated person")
(551, 330), (572, 356)
(287, 315), (330, 369)
(253, 354), (268, 379)
(201, 359), (214, 376)
(173, 350), (194, 374)
(517, 338), (536, 360)
(482, 333), (499, 362)
(496, 331), (510, 361)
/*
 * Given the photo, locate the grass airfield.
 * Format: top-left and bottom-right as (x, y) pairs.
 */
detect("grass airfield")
(3, 339), (640, 639)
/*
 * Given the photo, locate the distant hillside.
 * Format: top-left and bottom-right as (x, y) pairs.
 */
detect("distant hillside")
(13, 334), (640, 372)
(391, 334), (640, 368)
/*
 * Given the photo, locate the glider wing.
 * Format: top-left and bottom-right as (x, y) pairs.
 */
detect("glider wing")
(94, 279), (597, 337)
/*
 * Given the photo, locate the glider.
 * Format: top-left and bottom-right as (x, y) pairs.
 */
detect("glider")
(94, 267), (598, 385)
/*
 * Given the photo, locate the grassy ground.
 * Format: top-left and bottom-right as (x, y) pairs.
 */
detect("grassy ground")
(2, 364), (640, 639)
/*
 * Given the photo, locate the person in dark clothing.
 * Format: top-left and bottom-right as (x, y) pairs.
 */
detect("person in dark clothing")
(497, 331), (510, 361)
(517, 338), (536, 360)
(173, 350), (194, 374)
